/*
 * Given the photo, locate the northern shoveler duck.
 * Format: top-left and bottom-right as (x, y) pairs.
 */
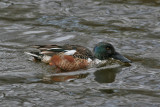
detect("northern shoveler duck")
(25, 42), (131, 72)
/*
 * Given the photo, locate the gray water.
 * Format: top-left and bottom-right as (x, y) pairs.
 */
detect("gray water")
(0, 0), (160, 107)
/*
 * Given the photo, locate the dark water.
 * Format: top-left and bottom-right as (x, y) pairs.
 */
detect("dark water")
(0, 0), (160, 106)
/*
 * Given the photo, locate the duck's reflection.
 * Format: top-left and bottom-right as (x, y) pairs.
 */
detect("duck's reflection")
(43, 72), (89, 82)
(43, 67), (121, 82)
(94, 67), (121, 83)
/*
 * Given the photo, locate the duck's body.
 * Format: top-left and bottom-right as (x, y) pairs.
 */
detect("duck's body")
(25, 42), (131, 72)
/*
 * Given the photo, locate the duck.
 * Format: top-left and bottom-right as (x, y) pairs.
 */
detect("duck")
(25, 42), (131, 72)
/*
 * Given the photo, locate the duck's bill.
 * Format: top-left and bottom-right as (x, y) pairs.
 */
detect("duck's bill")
(111, 52), (132, 63)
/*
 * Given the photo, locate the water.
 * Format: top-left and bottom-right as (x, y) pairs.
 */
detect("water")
(0, 0), (160, 106)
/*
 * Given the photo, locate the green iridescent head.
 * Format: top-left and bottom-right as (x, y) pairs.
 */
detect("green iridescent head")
(93, 42), (131, 63)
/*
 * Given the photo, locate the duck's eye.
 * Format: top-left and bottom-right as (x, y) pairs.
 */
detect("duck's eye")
(106, 47), (110, 50)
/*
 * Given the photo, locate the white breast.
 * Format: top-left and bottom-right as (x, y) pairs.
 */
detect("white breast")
(42, 55), (52, 63)
(89, 59), (107, 67)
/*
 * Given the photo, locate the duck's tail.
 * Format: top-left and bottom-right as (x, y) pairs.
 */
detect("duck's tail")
(24, 52), (42, 61)
(25, 52), (52, 63)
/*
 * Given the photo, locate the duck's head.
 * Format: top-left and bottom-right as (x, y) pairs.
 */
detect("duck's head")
(93, 42), (131, 63)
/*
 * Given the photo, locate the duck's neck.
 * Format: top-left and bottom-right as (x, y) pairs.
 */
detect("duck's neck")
(93, 53), (110, 60)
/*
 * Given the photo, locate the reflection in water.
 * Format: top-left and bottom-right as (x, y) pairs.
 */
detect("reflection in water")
(43, 65), (122, 82)
(99, 89), (115, 94)
(43, 72), (89, 82)
(94, 67), (121, 83)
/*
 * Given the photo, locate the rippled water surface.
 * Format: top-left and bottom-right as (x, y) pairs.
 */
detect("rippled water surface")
(0, 0), (160, 106)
